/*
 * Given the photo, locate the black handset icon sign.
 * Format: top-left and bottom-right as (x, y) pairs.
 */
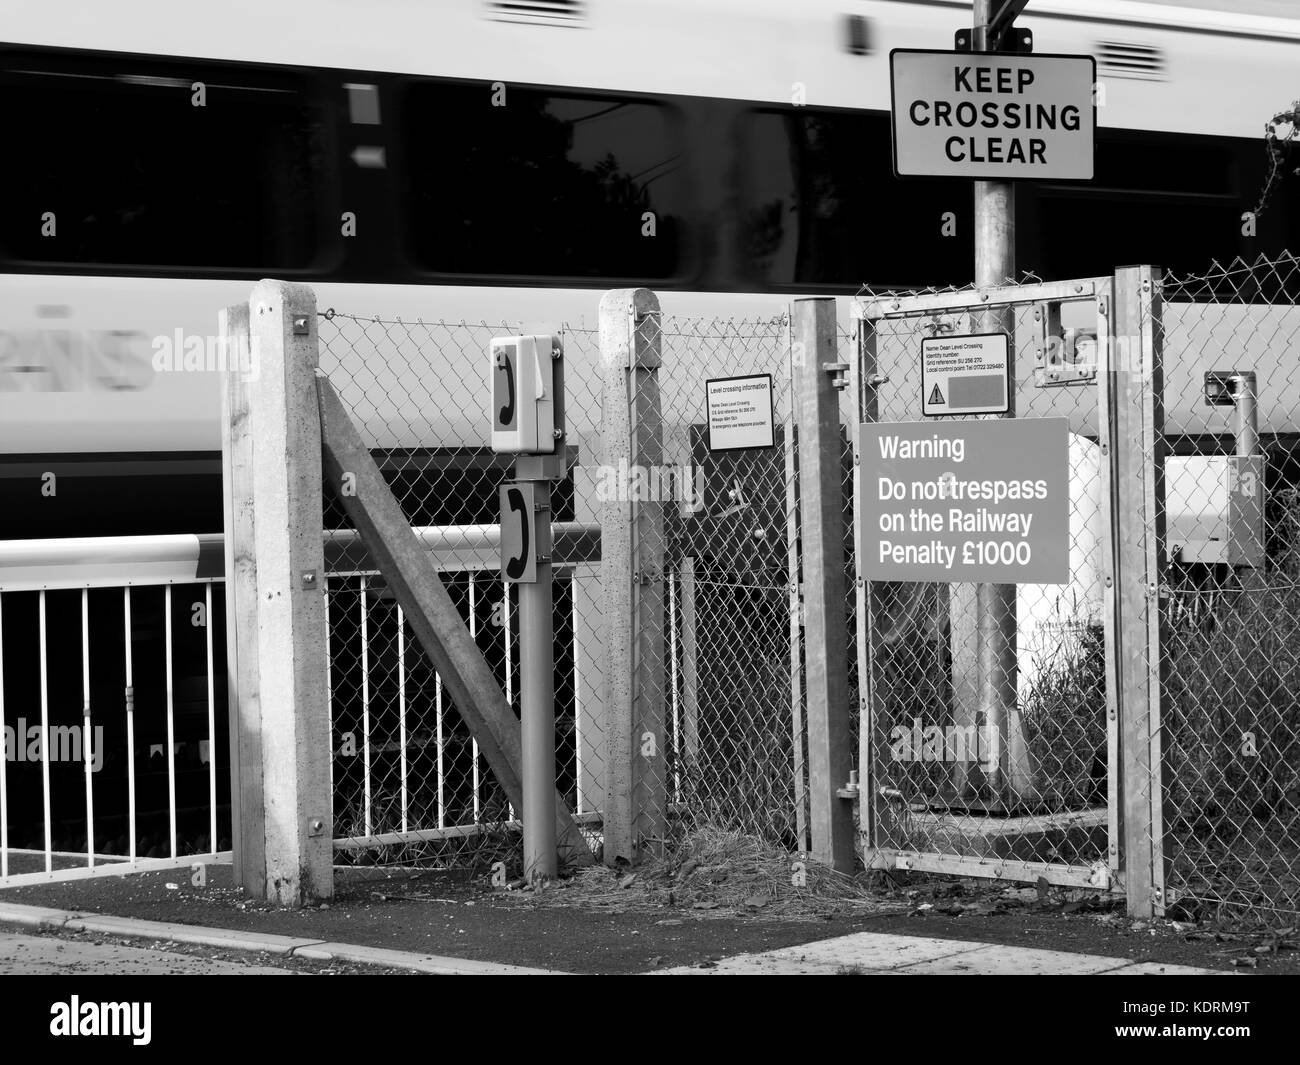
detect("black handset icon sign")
(496, 350), (516, 428)
(505, 486), (529, 581)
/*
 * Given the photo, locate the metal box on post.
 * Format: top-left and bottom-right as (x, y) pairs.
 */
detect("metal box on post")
(490, 334), (557, 455)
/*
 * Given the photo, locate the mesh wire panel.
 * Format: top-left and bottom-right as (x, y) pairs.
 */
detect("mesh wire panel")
(314, 305), (820, 866)
(620, 314), (805, 850)
(316, 311), (605, 870)
(856, 276), (1110, 877)
(1154, 254), (1300, 926)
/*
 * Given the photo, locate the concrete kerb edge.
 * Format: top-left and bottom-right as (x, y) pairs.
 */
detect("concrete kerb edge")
(0, 901), (563, 974)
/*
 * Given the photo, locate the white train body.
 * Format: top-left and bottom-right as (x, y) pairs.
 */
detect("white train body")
(1, 0), (1298, 462)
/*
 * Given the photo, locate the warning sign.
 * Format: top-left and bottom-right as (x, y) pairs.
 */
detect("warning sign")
(890, 49), (1095, 180)
(706, 373), (775, 452)
(861, 418), (1068, 583)
(921, 332), (1009, 417)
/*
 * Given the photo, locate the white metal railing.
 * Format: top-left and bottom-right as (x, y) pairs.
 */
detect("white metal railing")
(0, 537), (225, 886)
(326, 565), (592, 852)
(0, 526), (601, 883)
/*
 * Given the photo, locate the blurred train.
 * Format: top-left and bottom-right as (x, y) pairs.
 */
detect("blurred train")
(1, 0), (1299, 538)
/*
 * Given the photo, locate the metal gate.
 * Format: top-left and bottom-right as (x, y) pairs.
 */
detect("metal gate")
(850, 274), (1129, 893)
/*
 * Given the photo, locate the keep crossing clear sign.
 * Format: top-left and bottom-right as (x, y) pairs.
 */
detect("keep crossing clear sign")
(862, 418), (1069, 583)
(890, 49), (1095, 179)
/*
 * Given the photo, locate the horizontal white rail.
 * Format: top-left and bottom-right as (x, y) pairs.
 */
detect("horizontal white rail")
(0, 534), (225, 591)
(0, 524), (602, 591)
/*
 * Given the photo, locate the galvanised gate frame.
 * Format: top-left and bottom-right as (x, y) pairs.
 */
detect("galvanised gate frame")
(850, 268), (1167, 917)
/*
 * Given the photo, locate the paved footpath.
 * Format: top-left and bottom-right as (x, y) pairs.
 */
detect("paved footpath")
(0, 902), (1217, 975)
(0, 931), (292, 975)
(655, 931), (1216, 975)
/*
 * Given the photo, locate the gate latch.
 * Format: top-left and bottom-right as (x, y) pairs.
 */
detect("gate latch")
(822, 361), (849, 391)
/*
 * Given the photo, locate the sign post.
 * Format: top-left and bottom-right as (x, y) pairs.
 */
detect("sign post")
(972, 1), (1023, 802)
(493, 333), (564, 884)
(888, 2), (1094, 803)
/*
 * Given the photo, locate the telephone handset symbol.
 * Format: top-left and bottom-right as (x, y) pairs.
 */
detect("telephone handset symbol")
(505, 486), (529, 581)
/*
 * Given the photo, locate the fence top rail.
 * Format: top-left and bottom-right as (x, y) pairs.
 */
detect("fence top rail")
(0, 524), (602, 592)
(0, 533), (224, 592)
(855, 277), (1110, 320)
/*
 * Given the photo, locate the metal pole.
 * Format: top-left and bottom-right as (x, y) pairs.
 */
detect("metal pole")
(520, 500), (557, 884)
(792, 297), (856, 873)
(973, 1), (1027, 802)
(1232, 372), (1263, 587)
(1233, 372), (1259, 458)
(782, 331), (810, 855)
(515, 335), (564, 884)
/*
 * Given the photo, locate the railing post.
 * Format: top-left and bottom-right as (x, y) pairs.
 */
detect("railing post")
(1109, 264), (1167, 918)
(792, 298), (855, 873)
(598, 288), (666, 864)
(225, 281), (333, 905)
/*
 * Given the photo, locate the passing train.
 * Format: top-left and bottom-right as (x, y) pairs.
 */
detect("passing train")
(1, 0), (1299, 538)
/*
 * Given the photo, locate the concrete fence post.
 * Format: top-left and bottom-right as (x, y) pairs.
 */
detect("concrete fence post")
(224, 280), (333, 905)
(792, 298), (855, 873)
(598, 288), (666, 864)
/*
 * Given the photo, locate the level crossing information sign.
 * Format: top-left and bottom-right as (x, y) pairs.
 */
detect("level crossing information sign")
(890, 49), (1095, 180)
(705, 373), (776, 452)
(861, 418), (1069, 582)
(921, 332), (1010, 415)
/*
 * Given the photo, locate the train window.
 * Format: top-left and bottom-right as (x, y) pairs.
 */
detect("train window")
(1089, 134), (1236, 197)
(1023, 131), (1245, 283)
(1031, 195), (1242, 280)
(738, 108), (973, 291)
(0, 49), (327, 270)
(401, 82), (687, 281)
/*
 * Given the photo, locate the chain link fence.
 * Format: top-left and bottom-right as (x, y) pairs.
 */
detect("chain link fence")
(314, 303), (844, 868)
(618, 312), (805, 851)
(1153, 253), (1300, 926)
(317, 312), (605, 870)
(306, 259), (1300, 924)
